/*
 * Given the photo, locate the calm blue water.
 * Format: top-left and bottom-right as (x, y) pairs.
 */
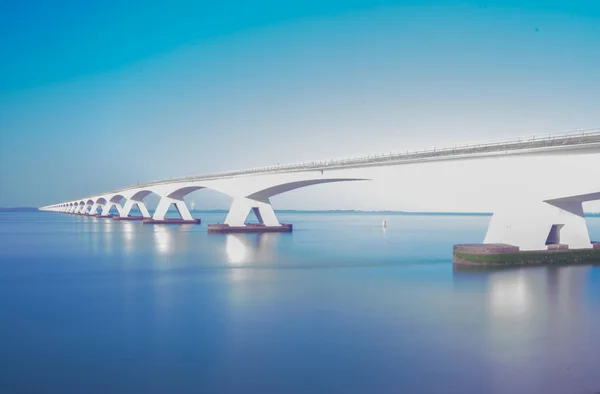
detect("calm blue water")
(2, 211), (600, 394)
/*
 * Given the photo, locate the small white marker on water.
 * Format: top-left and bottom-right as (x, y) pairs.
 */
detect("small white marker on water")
(382, 219), (387, 228)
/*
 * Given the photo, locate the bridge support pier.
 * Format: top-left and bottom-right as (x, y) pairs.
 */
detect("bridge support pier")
(484, 198), (592, 251)
(143, 196), (200, 224)
(101, 202), (123, 217)
(81, 204), (92, 215)
(115, 199), (151, 220)
(89, 202), (104, 216)
(208, 197), (291, 233)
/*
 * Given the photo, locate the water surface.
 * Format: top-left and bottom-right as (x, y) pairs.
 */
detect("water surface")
(1, 211), (600, 394)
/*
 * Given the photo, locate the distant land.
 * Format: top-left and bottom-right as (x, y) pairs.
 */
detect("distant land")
(1, 208), (492, 215)
(6, 208), (600, 217)
(187, 209), (493, 216)
(272, 210), (494, 216)
(198, 209), (600, 217)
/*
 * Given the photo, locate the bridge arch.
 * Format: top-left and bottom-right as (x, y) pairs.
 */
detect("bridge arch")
(147, 186), (208, 221)
(167, 186), (206, 200)
(246, 178), (366, 201)
(219, 177), (369, 227)
(88, 197), (108, 215)
(115, 189), (162, 219)
(79, 199), (94, 214)
(130, 190), (154, 201)
(109, 195), (126, 204)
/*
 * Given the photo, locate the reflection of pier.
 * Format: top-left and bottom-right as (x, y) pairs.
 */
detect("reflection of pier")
(452, 264), (594, 393)
(452, 264), (592, 318)
(121, 221), (135, 254)
(225, 233), (285, 264)
(153, 225), (172, 255)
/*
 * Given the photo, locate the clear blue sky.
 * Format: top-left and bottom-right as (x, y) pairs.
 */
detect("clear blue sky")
(1, 0), (600, 207)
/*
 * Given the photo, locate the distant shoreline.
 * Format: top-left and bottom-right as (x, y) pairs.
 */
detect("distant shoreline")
(7, 208), (600, 217)
(4, 207), (493, 216)
(0, 207), (40, 212)
(273, 210), (493, 216)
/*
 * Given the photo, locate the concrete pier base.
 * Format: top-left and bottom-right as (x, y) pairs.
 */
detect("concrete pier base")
(453, 243), (600, 267)
(207, 223), (292, 234)
(94, 214), (115, 218)
(113, 216), (145, 221)
(142, 218), (201, 225)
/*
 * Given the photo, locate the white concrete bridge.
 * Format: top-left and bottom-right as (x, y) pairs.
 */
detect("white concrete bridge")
(40, 129), (600, 249)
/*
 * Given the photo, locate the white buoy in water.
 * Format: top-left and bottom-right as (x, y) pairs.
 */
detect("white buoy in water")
(382, 219), (387, 228)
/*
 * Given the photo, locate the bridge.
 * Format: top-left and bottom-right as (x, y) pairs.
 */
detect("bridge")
(40, 129), (600, 248)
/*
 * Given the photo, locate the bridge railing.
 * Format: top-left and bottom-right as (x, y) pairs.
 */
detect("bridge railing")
(184, 128), (600, 177)
(79, 128), (600, 199)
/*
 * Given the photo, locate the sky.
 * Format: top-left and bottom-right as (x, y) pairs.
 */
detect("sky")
(1, 0), (600, 209)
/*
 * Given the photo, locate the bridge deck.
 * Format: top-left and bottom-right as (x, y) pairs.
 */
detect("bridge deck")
(114, 129), (600, 190)
(46, 128), (600, 203)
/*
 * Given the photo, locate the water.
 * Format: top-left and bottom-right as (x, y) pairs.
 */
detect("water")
(1, 211), (600, 394)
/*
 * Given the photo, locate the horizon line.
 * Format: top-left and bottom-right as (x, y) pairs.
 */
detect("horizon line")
(8, 207), (600, 217)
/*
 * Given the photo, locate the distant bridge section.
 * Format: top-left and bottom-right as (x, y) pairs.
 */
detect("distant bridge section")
(40, 129), (600, 238)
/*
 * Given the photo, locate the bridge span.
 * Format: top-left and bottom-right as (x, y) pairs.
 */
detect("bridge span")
(40, 129), (600, 249)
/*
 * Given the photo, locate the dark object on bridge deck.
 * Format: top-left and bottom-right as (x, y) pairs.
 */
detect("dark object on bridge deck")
(453, 242), (600, 267)
(207, 223), (293, 234)
(142, 218), (201, 225)
(113, 216), (145, 221)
